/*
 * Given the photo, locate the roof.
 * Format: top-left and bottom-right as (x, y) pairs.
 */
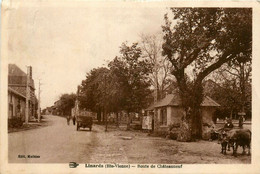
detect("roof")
(145, 103), (155, 111)
(8, 64), (35, 89)
(8, 87), (26, 99)
(201, 96), (220, 107)
(154, 94), (181, 108)
(9, 64), (27, 76)
(153, 93), (220, 108)
(8, 64), (36, 101)
(9, 86), (26, 97)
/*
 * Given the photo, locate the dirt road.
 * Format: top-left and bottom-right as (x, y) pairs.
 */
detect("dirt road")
(8, 115), (250, 164)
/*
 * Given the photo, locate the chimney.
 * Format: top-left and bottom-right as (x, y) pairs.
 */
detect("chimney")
(28, 66), (32, 78)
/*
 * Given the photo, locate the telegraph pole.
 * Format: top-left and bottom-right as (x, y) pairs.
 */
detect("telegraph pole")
(38, 79), (41, 122)
(104, 74), (108, 132)
(25, 66), (31, 124)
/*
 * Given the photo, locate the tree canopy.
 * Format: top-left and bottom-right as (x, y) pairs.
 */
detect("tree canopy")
(79, 42), (152, 127)
(162, 8), (252, 139)
(57, 93), (77, 116)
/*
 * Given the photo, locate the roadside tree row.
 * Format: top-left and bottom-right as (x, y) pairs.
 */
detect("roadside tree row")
(63, 8), (252, 140)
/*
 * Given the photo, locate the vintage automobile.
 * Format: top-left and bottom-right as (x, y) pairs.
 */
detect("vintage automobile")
(76, 116), (93, 131)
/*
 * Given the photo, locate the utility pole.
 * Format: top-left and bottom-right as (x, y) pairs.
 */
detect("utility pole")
(25, 66), (31, 124)
(76, 85), (80, 117)
(105, 74), (108, 132)
(38, 79), (41, 122)
(102, 74), (108, 132)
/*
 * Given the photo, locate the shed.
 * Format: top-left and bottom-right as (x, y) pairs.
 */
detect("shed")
(150, 93), (220, 132)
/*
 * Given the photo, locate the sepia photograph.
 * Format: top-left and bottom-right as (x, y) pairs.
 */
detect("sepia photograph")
(1, 1), (260, 174)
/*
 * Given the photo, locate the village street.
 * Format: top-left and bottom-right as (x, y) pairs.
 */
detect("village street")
(9, 115), (250, 164)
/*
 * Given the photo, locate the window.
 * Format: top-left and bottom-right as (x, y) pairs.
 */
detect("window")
(160, 107), (167, 125)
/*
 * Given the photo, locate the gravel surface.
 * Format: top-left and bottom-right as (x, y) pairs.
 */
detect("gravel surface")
(8, 115), (251, 164)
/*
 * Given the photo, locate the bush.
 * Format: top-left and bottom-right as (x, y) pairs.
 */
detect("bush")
(8, 117), (23, 128)
(168, 123), (180, 131)
(166, 131), (179, 140)
(166, 123), (180, 140)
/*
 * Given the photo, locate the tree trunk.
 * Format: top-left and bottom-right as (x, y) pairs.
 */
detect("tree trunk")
(105, 110), (108, 131)
(230, 109), (233, 119)
(190, 82), (203, 139)
(116, 112), (119, 128)
(97, 111), (101, 123)
(177, 77), (204, 141)
(101, 111), (105, 123)
(190, 107), (202, 139)
(240, 63), (246, 114)
(126, 112), (130, 130)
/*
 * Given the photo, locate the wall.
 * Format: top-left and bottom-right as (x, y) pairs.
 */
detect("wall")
(201, 107), (215, 125)
(8, 92), (26, 120)
(155, 106), (183, 132)
(169, 107), (183, 125)
(154, 106), (216, 136)
(20, 100), (26, 121)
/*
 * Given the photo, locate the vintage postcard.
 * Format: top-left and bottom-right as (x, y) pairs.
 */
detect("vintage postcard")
(1, 0), (260, 173)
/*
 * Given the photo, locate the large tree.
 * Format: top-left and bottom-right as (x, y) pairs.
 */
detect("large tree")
(162, 8), (252, 140)
(109, 42), (152, 130)
(79, 67), (110, 122)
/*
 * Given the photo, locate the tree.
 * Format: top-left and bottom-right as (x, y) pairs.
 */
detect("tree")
(108, 57), (128, 127)
(227, 59), (252, 117)
(209, 57), (252, 119)
(140, 33), (174, 102)
(79, 67), (110, 122)
(204, 79), (241, 120)
(57, 93), (77, 116)
(109, 42), (152, 130)
(162, 8), (252, 139)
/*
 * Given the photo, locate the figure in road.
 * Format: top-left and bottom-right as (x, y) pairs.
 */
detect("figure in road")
(67, 115), (71, 125)
(72, 116), (76, 125)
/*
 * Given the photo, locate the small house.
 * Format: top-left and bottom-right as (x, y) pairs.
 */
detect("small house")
(146, 93), (220, 136)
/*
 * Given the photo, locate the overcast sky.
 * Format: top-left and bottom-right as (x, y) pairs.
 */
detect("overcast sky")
(4, 2), (167, 108)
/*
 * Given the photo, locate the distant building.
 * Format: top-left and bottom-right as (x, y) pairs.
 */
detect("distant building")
(45, 106), (54, 115)
(8, 64), (37, 121)
(52, 100), (62, 115)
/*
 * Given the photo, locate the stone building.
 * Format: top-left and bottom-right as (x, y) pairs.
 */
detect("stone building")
(145, 93), (220, 138)
(8, 64), (37, 121)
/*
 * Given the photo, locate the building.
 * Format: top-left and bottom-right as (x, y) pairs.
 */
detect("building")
(145, 92), (220, 138)
(8, 64), (37, 121)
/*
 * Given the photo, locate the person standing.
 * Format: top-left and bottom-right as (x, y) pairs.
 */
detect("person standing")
(67, 115), (71, 125)
(239, 115), (244, 128)
(72, 116), (76, 125)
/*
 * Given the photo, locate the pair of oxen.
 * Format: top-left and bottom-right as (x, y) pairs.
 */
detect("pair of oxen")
(218, 128), (251, 157)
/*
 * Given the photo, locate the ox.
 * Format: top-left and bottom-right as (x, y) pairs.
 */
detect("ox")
(228, 129), (251, 157)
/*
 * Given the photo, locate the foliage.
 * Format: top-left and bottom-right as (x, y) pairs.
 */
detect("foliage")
(57, 93), (77, 116)
(80, 43), (152, 127)
(79, 67), (110, 113)
(8, 117), (23, 128)
(109, 42), (152, 113)
(206, 59), (252, 119)
(162, 8), (252, 139)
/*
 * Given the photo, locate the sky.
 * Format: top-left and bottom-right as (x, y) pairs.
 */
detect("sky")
(2, 2), (167, 108)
